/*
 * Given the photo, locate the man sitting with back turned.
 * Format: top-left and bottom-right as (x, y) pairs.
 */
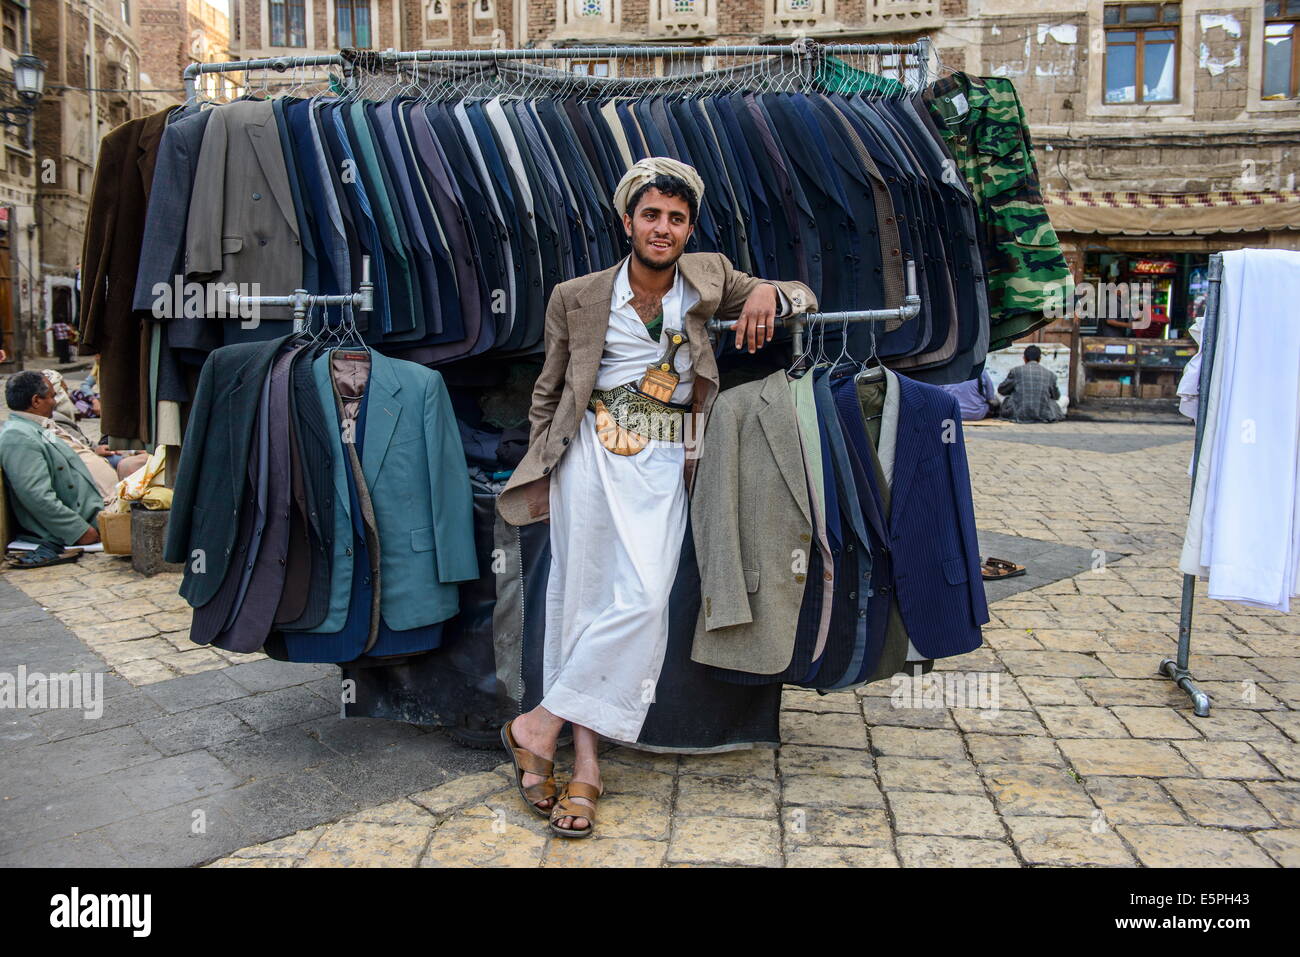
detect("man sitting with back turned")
(0, 371), (105, 563)
(998, 345), (1065, 423)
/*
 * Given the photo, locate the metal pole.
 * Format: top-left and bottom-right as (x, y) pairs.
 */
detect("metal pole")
(1160, 252), (1221, 718)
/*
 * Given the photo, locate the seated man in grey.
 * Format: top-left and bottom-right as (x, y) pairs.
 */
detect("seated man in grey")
(998, 346), (1065, 423)
(1, 371), (104, 562)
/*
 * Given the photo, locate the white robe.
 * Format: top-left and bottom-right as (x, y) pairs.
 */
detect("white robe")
(539, 260), (697, 742)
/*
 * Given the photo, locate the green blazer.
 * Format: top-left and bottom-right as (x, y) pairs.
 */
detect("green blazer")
(0, 415), (103, 545)
(299, 348), (479, 633)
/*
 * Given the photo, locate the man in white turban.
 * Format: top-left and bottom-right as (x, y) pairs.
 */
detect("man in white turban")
(497, 157), (816, 837)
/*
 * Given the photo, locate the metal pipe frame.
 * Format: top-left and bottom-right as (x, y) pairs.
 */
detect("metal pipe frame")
(224, 257), (374, 333)
(1160, 251), (1222, 718)
(707, 261), (922, 355)
(183, 40), (930, 102)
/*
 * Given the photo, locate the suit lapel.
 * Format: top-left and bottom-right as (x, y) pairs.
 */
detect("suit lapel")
(246, 108), (300, 238)
(313, 353), (351, 522)
(888, 376), (926, 523)
(757, 371), (812, 525)
(361, 351), (401, 490)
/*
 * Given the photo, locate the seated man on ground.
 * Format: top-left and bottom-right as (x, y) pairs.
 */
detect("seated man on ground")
(997, 345), (1065, 423)
(0, 371), (106, 564)
(938, 369), (1000, 422)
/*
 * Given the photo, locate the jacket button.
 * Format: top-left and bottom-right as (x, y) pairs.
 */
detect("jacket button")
(799, 533), (810, 543)
(794, 573), (806, 583)
(253, 192), (262, 200)
(542, 466), (550, 474)
(345, 547), (353, 556)
(259, 239), (267, 246)
(823, 571), (833, 582)
(562, 437), (569, 445)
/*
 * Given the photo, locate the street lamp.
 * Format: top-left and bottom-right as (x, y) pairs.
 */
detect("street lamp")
(12, 53), (45, 105)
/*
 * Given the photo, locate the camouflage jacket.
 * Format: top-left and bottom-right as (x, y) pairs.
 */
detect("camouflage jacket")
(926, 74), (1069, 347)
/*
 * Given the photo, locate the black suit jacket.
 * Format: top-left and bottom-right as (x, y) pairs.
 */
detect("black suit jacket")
(164, 334), (293, 607)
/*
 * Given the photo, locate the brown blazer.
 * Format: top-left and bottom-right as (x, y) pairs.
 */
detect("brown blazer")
(496, 252), (816, 526)
(77, 106), (172, 443)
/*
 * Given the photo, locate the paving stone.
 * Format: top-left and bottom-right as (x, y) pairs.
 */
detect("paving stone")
(782, 807), (892, 848)
(1016, 676), (1092, 707)
(951, 707), (1047, 736)
(1251, 829), (1300, 867)
(1245, 782), (1300, 827)
(135, 702), (256, 756)
(861, 696), (957, 730)
(1006, 816), (1135, 866)
(890, 792), (1003, 838)
(1197, 710), (1288, 744)
(157, 649), (227, 676)
(676, 746), (775, 780)
(231, 826), (328, 859)
(409, 769), (513, 817)
(1160, 778), (1275, 828)
(107, 750), (244, 813)
(1110, 705), (1202, 739)
(1078, 677), (1189, 707)
(140, 669), (249, 713)
(1262, 710), (1300, 743)
(223, 684), (338, 734)
(113, 659), (176, 685)
(869, 726), (966, 760)
(896, 836), (1020, 868)
(876, 756), (985, 795)
(544, 837), (668, 867)
(1171, 741), (1282, 780)
(982, 763), (1095, 818)
(999, 651), (1112, 678)
(598, 762), (675, 800)
(1253, 743), (1300, 779)
(785, 845), (899, 868)
(1058, 739), (1194, 777)
(1117, 825), (1276, 868)
(777, 745), (874, 778)
(1083, 775), (1186, 826)
(347, 799), (438, 827)
(667, 816), (782, 866)
(781, 689), (860, 714)
(301, 821), (432, 867)
(1037, 705), (1131, 739)
(780, 710), (868, 749)
(676, 775), (778, 818)
(1028, 629), (1113, 653)
(965, 733), (1064, 767)
(419, 810), (547, 867)
(782, 774), (884, 809)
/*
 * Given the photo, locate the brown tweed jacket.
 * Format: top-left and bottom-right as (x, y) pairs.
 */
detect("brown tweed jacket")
(496, 252), (815, 526)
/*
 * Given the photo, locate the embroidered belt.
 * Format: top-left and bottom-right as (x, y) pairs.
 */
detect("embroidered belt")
(588, 384), (692, 443)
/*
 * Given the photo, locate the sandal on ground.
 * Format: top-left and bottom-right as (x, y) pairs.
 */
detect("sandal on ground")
(981, 556), (1026, 580)
(5, 543), (81, 569)
(549, 781), (603, 839)
(500, 718), (558, 818)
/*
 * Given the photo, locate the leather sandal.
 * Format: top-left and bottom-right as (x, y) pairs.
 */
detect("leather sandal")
(981, 557), (1026, 580)
(500, 718), (557, 818)
(549, 781), (602, 839)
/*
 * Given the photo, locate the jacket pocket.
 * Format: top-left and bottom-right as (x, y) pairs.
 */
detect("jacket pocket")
(411, 525), (435, 553)
(743, 565), (760, 593)
(221, 236), (244, 254)
(943, 557), (967, 585)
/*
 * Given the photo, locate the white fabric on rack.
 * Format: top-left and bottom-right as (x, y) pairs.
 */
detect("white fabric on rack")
(539, 259), (695, 742)
(1176, 318), (1202, 422)
(1179, 248), (1300, 611)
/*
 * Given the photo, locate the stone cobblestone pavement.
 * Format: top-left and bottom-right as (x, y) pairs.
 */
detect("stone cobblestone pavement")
(4, 413), (1298, 866)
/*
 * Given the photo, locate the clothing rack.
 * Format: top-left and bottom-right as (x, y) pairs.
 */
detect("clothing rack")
(1159, 252), (1222, 718)
(182, 39), (933, 104)
(223, 256), (376, 333)
(707, 260), (921, 355)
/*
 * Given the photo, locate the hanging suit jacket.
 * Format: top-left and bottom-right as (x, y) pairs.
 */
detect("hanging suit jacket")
(79, 105), (173, 442)
(302, 348), (480, 634)
(689, 370), (816, 675)
(186, 99), (303, 328)
(495, 253), (816, 526)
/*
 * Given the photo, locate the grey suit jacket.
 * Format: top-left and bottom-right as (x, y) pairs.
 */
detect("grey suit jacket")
(689, 370), (815, 674)
(495, 252), (816, 526)
(186, 99), (302, 321)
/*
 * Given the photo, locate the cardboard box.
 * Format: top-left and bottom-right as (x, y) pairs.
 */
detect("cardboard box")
(1086, 379), (1123, 397)
(1141, 384), (1164, 399)
(98, 509), (132, 555)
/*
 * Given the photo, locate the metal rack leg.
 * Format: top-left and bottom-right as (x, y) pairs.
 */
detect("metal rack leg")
(1160, 573), (1211, 717)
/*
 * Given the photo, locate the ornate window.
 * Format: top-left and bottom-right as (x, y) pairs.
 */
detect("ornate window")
(337, 0), (373, 49)
(556, 0), (621, 37)
(650, 0), (715, 37)
(1104, 3), (1180, 104)
(269, 0), (307, 47)
(1265, 0), (1300, 98)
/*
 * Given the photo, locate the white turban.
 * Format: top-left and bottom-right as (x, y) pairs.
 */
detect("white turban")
(613, 157), (705, 220)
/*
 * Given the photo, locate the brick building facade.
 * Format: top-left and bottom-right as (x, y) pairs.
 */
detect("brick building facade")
(137, 0), (236, 111)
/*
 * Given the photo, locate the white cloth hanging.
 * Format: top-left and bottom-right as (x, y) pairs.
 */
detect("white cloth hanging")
(539, 259), (696, 742)
(1179, 248), (1300, 612)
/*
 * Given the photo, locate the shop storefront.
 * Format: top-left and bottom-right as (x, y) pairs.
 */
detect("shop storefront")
(1041, 189), (1300, 402)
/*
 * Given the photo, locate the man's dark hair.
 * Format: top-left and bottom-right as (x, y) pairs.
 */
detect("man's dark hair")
(6, 371), (50, 412)
(626, 174), (698, 225)
(1023, 345), (1042, 363)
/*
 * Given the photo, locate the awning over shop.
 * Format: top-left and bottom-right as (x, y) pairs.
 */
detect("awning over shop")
(1044, 189), (1300, 236)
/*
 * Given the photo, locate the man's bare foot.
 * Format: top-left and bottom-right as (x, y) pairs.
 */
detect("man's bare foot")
(510, 712), (557, 813)
(553, 762), (601, 831)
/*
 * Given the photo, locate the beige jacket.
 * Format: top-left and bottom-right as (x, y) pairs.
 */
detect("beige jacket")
(496, 252), (816, 526)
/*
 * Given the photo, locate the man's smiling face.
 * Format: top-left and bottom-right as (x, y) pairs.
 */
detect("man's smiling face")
(624, 187), (695, 272)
